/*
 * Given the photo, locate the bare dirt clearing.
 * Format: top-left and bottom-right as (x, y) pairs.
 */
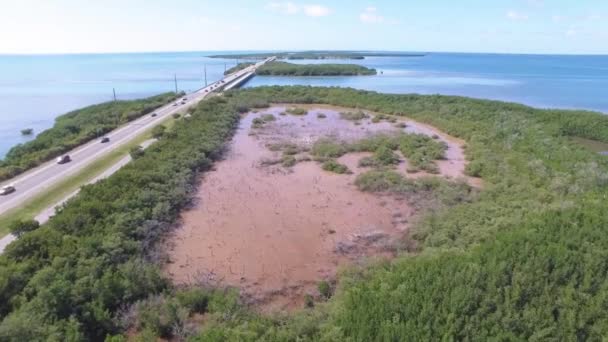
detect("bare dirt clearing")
(165, 106), (477, 312)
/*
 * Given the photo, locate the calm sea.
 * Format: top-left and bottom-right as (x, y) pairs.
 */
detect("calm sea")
(1, 52), (607, 157)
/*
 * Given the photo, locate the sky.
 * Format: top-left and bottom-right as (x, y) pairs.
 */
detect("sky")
(0, 0), (607, 55)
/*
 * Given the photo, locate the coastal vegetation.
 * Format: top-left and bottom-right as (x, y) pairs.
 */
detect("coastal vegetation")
(0, 92), (181, 182)
(224, 62), (254, 75)
(1, 86), (608, 340)
(0, 116), (181, 237)
(256, 61), (377, 76)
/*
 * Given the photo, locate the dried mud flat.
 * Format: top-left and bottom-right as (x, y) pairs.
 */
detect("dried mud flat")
(164, 105), (477, 312)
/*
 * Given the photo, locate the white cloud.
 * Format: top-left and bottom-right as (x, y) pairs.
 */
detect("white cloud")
(266, 2), (331, 17)
(303, 5), (331, 17)
(506, 10), (529, 21)
(360, 7), (384, 24)
(266, 2), (300, 15)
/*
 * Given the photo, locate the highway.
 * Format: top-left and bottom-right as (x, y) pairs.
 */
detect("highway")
(0, 57), (272, 221)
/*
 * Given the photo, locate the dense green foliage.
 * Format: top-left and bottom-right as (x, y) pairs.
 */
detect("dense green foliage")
(224, 62), (254, 75)
(2, 86), (608, 340)
(257, 62), (377, 76)
(0, 96), (239, 340)
(398, 133), (447, 173)
(0, 92), (180, 181)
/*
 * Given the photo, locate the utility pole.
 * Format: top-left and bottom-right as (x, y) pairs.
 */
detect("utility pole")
(174, 74), (178, 93)
(224, 63), (227, 74)
(204, 65), (207, 86)
(113, 88), (119, 127)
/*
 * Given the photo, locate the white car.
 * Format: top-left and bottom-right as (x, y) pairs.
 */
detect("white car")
(0, 185), (16, 196)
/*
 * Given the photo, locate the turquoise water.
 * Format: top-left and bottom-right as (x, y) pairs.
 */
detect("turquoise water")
(1, 52), (608, 157)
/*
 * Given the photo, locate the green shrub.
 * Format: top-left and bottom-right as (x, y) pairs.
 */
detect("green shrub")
(261, 114), (276, 122)
(175, 288), (210, 314)
(129, 146), (145, 159)
(304, 294), (315, 308)
(251, 117), (265, 129)
(340, 110), (368, 121)
(318, 281), (332, 299)
(151, 125), (166, 139)
(373, 146), (400, 166)
(282, 155), (297, 167)
(321, 160), (351, 174)
(311, 139), (348, 159)
(286, 107), (308, 115)
(8, 219), (40, 238)
(355, 170), (414, 193)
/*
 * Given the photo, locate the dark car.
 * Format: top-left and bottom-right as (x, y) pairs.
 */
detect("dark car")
(0, 185), (15, 196)
(56, 155), (71, 164)
(101, 137), (110, 143)
(151, 112), (158, 117)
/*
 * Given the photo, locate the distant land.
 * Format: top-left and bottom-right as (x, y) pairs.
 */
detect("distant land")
(256, 61), (377, 76)
(209, 50), (427, 60)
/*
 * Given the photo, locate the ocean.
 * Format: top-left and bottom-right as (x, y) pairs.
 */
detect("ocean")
(1, 51), (607, 158)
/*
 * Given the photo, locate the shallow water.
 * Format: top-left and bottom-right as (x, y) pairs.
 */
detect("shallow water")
(2, 52), (608, 158)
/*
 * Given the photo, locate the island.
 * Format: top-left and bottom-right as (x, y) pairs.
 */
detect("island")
(209, 50), (426, 60)
(255, 61), (377, 76)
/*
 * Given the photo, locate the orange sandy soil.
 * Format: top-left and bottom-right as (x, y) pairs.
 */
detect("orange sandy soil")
(164, 105), (478, 312)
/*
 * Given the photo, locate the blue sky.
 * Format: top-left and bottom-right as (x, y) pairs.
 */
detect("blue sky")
(1, 0), (606, 54)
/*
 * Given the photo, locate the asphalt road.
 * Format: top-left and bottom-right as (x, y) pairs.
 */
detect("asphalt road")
(0, 57), (272, 218)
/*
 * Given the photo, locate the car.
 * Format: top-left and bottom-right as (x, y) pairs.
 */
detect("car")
(182, 97), (188, 101)
(100, 137), (110, 143)
(0, 185), (15, 196)
(173, 102), (179, 106)
(57, 155), (71, 164)
(205, 89), (209, 93)
(151, 113), (158, 117)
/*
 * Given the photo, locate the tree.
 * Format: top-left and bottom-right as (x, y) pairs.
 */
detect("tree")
(8, 219), (40, 237)
(130, 146), (145, 160)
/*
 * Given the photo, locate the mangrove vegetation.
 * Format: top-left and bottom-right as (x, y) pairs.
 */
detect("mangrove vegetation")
(1, 86), (608, 340)
(256, 61), (377, 76)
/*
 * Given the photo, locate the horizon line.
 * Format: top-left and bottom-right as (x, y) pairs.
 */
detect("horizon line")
(1, 49), (607, 57)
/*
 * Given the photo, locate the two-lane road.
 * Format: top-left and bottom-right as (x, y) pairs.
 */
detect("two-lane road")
(0, 58), (273, 218)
